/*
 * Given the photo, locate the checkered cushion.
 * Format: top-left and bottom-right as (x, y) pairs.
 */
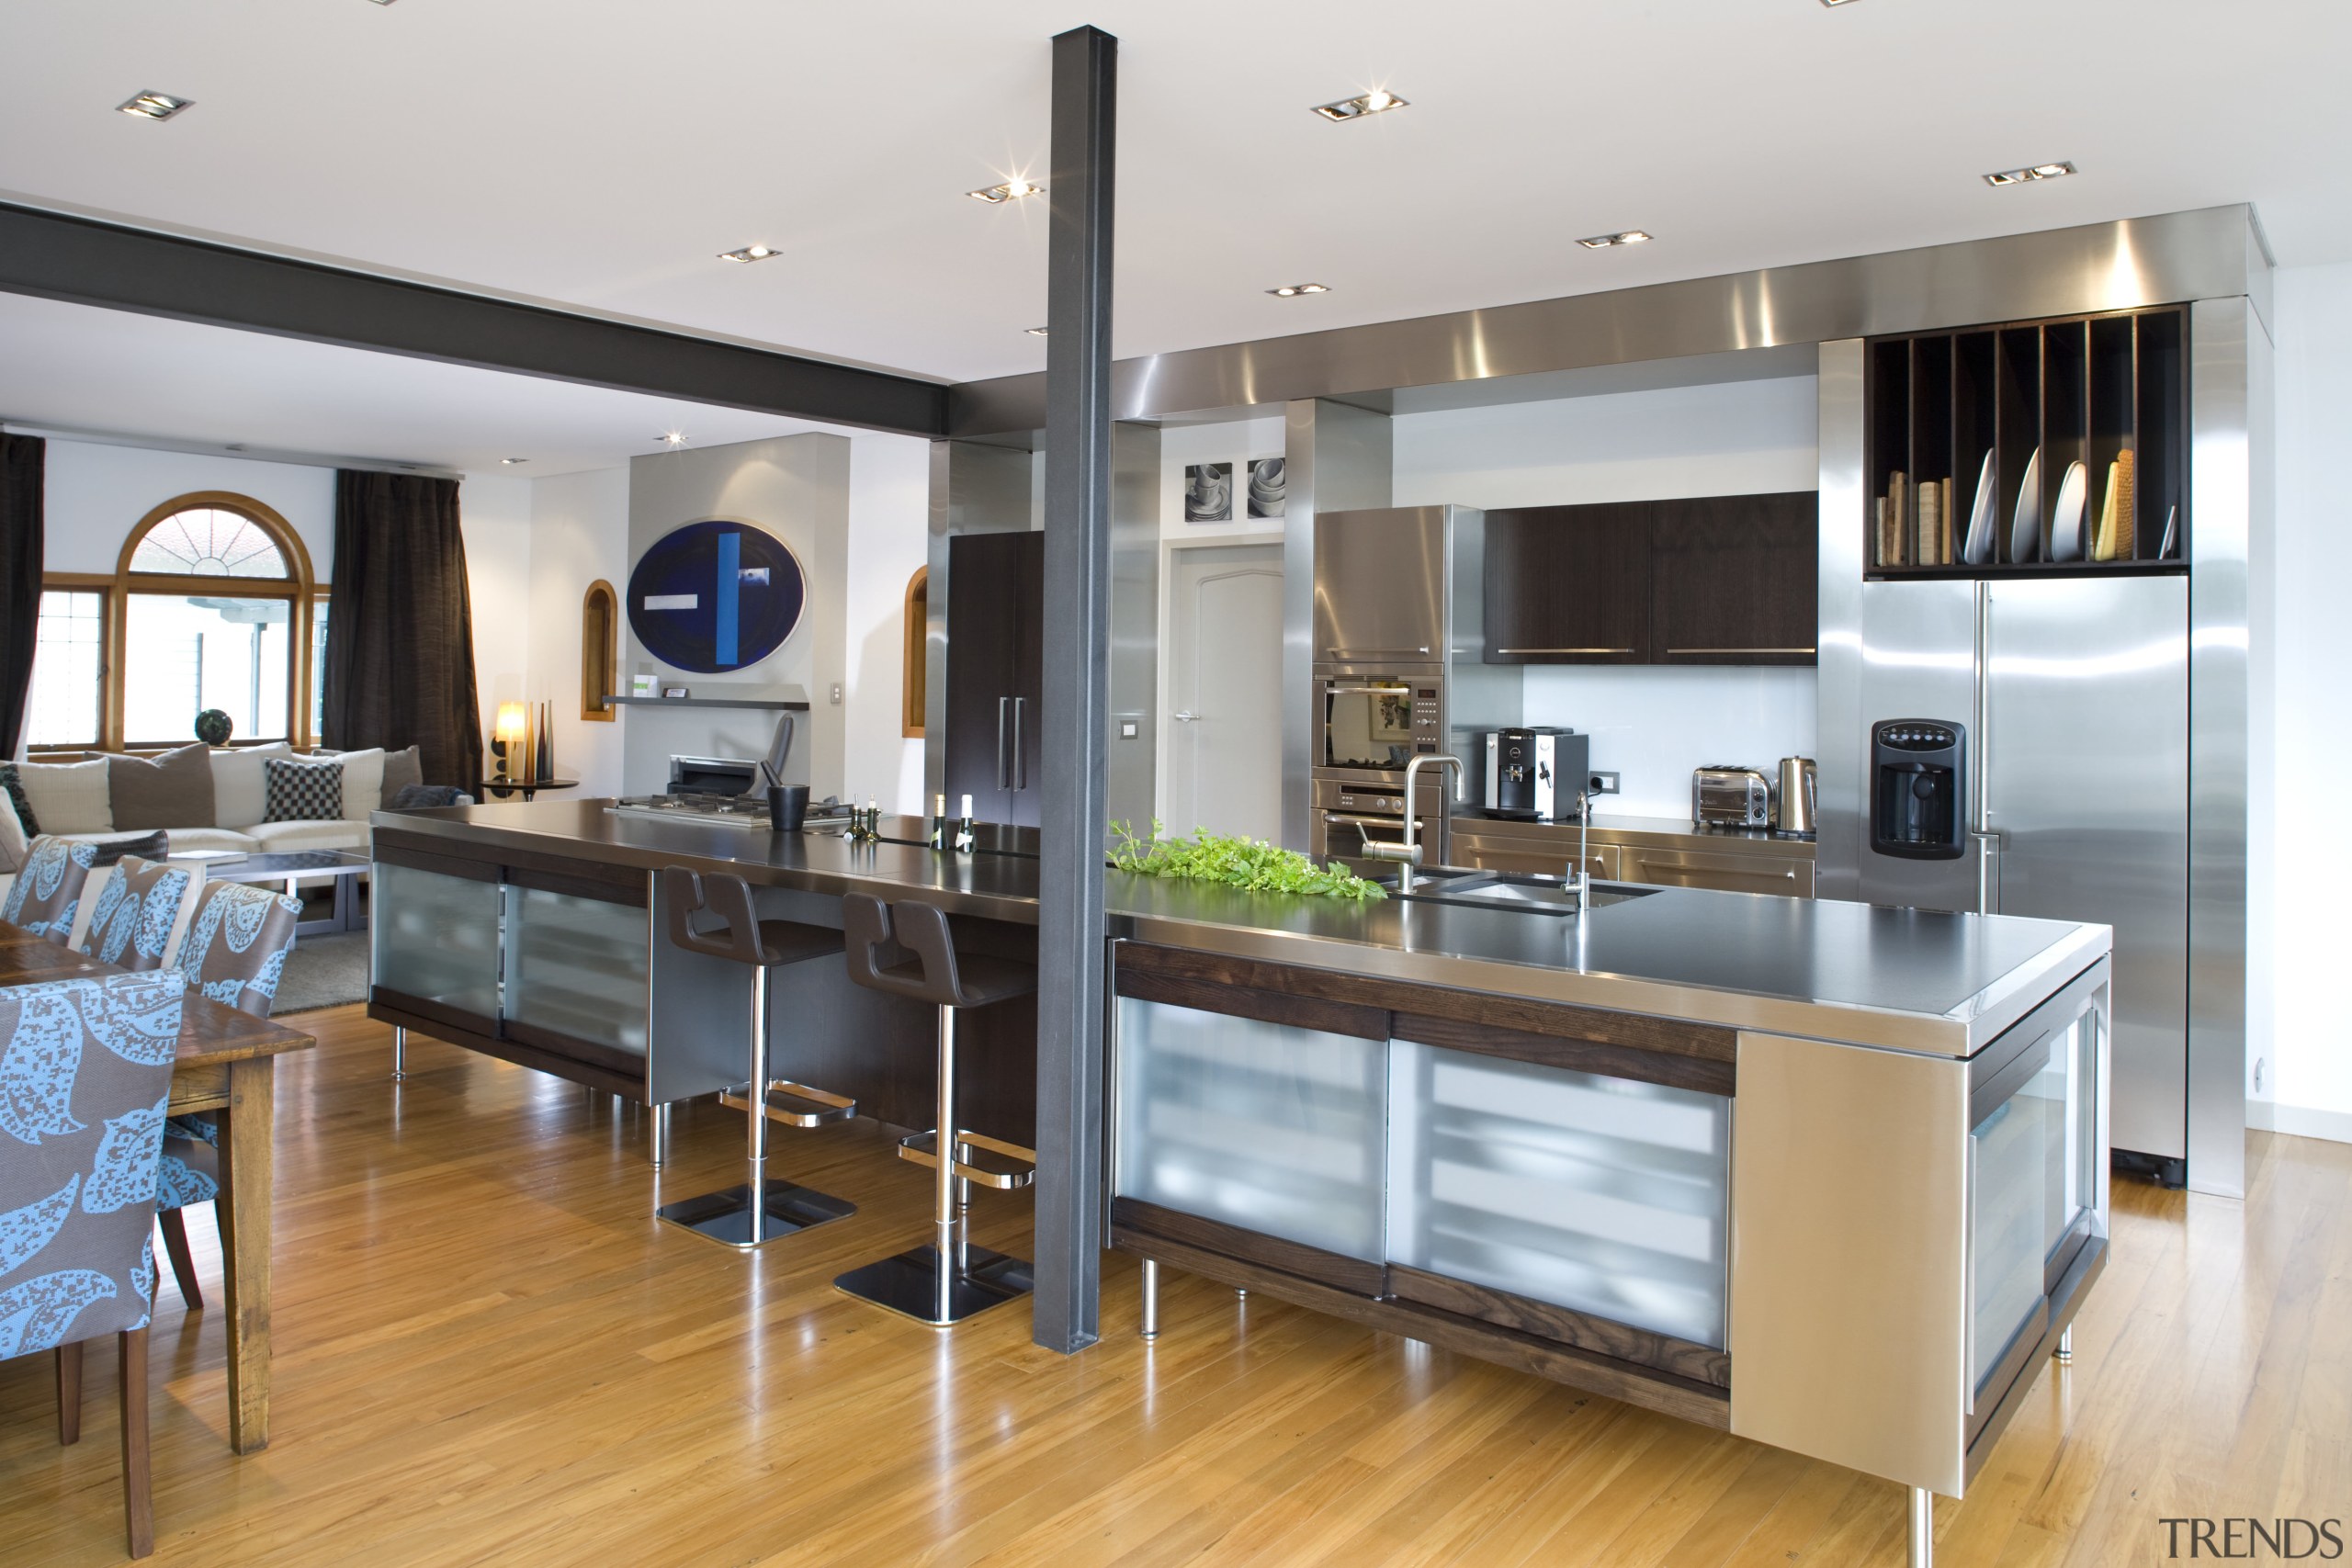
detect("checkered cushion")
(263, 758), (345, 824)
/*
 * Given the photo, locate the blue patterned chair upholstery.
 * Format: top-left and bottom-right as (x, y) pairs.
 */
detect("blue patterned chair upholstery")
(2, 835), (102, 946)
(0, 969), (187, 1558)
(153, 880), (300, 1311)
(77, 856), (198, 974)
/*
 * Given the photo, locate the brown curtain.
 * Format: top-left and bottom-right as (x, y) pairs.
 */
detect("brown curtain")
(321, 471), (483, 789)
(0, 434), (42, 758)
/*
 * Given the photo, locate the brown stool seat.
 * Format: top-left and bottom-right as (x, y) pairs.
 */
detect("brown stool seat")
(835, 893), (1036, 1325)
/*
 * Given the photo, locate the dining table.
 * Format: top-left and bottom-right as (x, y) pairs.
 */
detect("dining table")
(0, 920), (316, 1454)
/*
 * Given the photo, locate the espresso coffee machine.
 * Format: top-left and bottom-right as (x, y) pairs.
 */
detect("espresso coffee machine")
(1483, 728), (1588, 821)
(1870, 719), (1967, 859)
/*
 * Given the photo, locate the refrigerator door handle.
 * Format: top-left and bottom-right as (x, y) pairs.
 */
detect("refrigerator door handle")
(1012, 698), (1026, 792)
(1973, 581), (1993, 832)
(1972, 829), (2004, 916)
(997, 697), (1012, 792)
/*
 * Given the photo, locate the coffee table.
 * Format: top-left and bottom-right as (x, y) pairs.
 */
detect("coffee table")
(173, 848), (372, 939)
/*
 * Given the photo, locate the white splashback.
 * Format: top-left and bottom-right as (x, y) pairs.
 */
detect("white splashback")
(1521, 665), (1815, 820)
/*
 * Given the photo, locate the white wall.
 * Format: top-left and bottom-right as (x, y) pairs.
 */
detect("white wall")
(525, 468), (630, 796)
(2256, 262), (2352, 1143)
(458, 473), (534, 759)
(1395, 377), (1824, 818)
(43, 440), (335, 575)
(843, 434), (932, 814)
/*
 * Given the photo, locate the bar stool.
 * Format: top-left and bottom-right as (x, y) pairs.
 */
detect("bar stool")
(833, 894), (1036, 1325)
(654, 866), (858, 1248)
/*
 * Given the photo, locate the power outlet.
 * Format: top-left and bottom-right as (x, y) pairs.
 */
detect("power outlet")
(1587, 772), (1620, 796)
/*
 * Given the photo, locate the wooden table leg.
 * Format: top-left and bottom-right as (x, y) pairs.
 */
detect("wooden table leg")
(213, 1055), (276, 1454)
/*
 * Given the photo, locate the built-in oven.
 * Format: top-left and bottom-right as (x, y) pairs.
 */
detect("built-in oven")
(1311, 778), (1458, 868)
(1316, 666), (1444, 779)
(1964, 959), (2109, 1445)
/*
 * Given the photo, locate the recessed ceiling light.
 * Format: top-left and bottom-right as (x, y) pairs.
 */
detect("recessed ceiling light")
(1310, 88), (1408, 122)
(118, 91), (192, 121)
(967, 179), (1045, 205)
(501, 457), (527, 465)
(1984, 161), (2077, 186)
(718, 244), (779, 264)
(660, 432), (689, 447)
(1267, 282), (1331, 298)
(1026, 326), (1049, 336)
(1819, 0), (1862, 6)
(1577, 230), (1653, 249)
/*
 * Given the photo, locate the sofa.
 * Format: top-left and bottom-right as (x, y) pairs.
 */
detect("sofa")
(0, 742), (443, 909)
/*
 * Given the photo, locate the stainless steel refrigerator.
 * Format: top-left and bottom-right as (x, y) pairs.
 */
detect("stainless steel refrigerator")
(1837, 575), (2189, 1177)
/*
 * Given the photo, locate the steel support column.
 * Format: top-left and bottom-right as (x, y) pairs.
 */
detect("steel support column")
(1033, 21), (1117, 1354)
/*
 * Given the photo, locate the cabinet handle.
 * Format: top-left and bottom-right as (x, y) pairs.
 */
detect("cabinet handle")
(1325, 684), (1414, 696)
(1326, 647), (1430, 658)
(1495, 647), (1634, 655)
(1171, 710), (1202, 722)
(997, 697), (1012, 792)
(1662, 647), (1816, 656)
(1012, 697), (1026, 791)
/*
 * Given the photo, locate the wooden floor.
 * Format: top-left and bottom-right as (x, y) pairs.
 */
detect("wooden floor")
(6, 1007), (2347, 1566)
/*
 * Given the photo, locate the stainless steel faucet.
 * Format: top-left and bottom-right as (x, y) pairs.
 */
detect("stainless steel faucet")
(1363, 753), (1465, 892)
(1570, 790), (1592, 910)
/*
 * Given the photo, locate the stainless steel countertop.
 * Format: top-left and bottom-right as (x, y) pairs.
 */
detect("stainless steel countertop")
(375, 801), (2107, 1059)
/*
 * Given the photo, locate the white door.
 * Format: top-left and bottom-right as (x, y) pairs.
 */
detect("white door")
(1165, 544), (1283, 841)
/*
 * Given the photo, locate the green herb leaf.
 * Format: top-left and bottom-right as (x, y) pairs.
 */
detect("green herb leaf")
(1105, 820), (1386, 901)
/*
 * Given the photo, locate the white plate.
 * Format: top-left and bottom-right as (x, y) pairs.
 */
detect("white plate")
(1962, 449), (1998, 565)
(2050, 460), (2088, 562)
(2009, 448), (2042, 563)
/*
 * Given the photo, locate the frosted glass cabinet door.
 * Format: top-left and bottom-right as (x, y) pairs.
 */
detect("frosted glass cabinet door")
(503, 887), (650, 1055)
(370, 863), (501, 1022)
(1387, 1043), (1733, 1348)
(1113, 997), (1387, 1262)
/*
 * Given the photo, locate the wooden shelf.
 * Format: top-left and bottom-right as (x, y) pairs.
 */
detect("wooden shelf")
(1864, 304), (2187, 577)
(601, 694), (809, 712)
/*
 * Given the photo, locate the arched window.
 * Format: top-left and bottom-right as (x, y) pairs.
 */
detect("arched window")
(114, 492), (318, 749)
(582, 580), (618, 721)
(901, 566), (928, 739)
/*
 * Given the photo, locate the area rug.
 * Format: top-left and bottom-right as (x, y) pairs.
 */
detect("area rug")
(274, 931), (370, 1013)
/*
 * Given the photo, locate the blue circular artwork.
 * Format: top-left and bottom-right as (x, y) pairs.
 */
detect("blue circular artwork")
(626, 520), (806, 674)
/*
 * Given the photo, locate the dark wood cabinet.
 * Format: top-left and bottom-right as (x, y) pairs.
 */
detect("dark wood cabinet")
(1647, 493), (1818, 666)
(944, 530), (1044, 827)
(1483, 502), (1648, 665)
(1484, 493), (1817, 667)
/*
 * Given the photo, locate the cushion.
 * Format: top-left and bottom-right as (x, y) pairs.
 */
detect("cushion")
(14, 755), (112, 835)
(247, 819), (368, 852)
(389, 784), (467, 810)
(265, 758), (345, 824)
(107, 742), (218, 831)
(80, 854), (201, 972)
(209, 743), (295, 829)
(0, 775), (27, 873)
(161, 828), (261, 855)
(379, 745), (422, 808)
(312, 747), (384, 822)
(74, 829), (171, 867)
(0, 761), (40, 838)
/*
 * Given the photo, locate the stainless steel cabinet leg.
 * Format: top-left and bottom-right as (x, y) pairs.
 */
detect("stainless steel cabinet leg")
(1140, 1258), (1160, 1339)
(1907, 1486), (1933, 1568)
(2054, 1325), (2073, 1363)
(391, 1026), (407, 1082)
(650, 1102), (672, 1168)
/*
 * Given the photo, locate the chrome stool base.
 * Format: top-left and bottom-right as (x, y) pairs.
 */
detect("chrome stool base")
(657, 1181), (854, 1249)
(834, 1243), (1033, 1326)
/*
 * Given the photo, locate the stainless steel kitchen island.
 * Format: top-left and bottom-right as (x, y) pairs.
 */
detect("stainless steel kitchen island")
(368, 800), (2112, 1562)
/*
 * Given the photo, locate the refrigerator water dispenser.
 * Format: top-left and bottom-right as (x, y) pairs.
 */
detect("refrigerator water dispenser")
(1871, 719), (1967, 860)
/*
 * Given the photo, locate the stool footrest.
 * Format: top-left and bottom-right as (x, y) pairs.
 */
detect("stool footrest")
(720, 1080), (858, 1128)
(896, 1129), (1037, 1190)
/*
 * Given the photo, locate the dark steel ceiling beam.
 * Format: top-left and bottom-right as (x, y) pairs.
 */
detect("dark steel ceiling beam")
(0, 201), (949, 437)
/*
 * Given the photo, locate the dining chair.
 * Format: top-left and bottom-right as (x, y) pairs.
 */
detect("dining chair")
(1, 835), (102, 945)
(77, 856), (198, 974)
(153, 882), (302, 1310)
(0, 968), (188, 1559)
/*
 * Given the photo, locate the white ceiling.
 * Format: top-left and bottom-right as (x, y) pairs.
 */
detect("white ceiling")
(1, 0), (2344, 420)
(0, 292), (861, 477)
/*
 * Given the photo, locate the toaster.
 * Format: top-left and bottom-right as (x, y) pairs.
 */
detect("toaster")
(1692, 766), (1773, 829)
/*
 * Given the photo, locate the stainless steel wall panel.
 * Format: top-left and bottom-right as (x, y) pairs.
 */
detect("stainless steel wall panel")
(952, 208), (2266, 436)
(1815, 341), (1868, 903)
(2187, 299), (2256, 1199)
(1984, 579), (2188, 1161)
(1110, 421), (1161, 832)
(924, 439), (1034, 804)
(1283, 400), (1393, 851)
(1729, 1030), (1970, 1497)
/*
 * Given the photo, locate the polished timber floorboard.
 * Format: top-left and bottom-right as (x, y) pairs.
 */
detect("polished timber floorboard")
(6, 1006), (2348, 1566)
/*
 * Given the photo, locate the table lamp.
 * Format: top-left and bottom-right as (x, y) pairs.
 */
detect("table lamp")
(493, 702), (529, 784)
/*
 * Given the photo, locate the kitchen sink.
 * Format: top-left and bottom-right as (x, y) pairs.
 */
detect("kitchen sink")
(1377, 868), (1658, 916)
